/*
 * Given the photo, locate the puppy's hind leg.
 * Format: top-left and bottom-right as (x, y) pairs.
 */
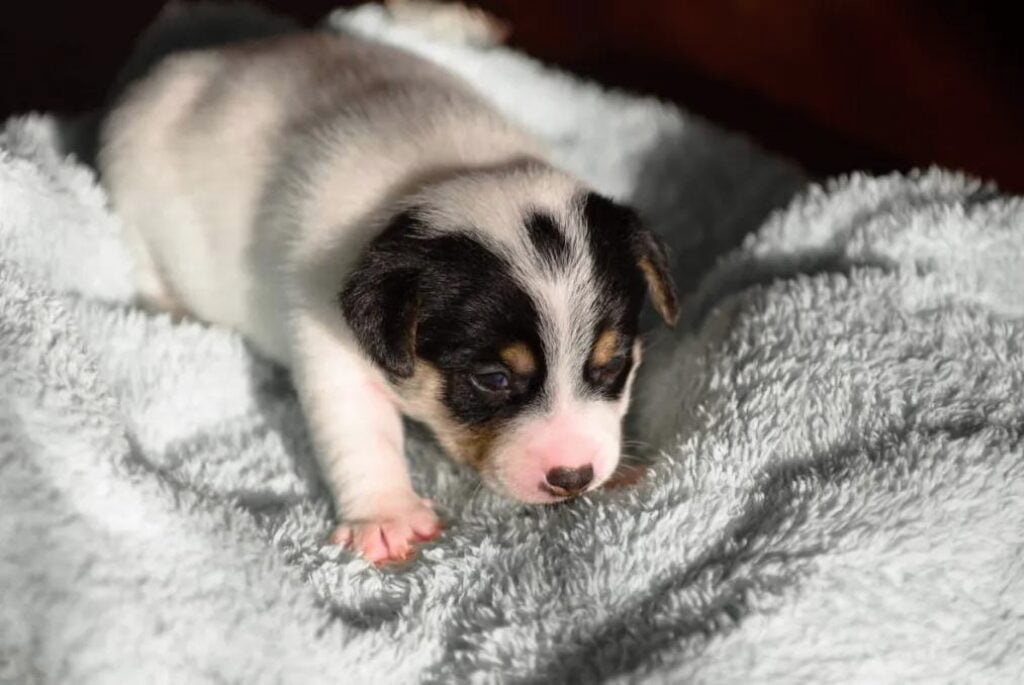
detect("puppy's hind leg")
(384, 0), (511, 47)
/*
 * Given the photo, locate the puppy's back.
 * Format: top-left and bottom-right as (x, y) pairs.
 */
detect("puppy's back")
(99, 13), (542, 361)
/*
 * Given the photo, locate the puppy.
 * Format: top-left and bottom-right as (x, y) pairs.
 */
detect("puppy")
(98, 6), (678, 563)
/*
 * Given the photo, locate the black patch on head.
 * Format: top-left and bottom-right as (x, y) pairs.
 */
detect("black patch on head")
(524, 210), (569, 270)
(580, 193), (646, 390)
(340, 209), (548, 426)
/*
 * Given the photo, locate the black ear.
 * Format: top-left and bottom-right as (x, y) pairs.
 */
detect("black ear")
(582, 192), (679, 327)
(339, 211), (422, 379)
(631, 227), (679, 326)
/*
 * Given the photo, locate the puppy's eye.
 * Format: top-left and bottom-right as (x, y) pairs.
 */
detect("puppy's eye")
(603, 355), (626, 375)
(470, 367), (511, 395)
(589, 354), (627, 385)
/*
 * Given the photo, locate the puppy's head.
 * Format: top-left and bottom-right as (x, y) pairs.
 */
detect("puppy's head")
(340, 166), (677, 503)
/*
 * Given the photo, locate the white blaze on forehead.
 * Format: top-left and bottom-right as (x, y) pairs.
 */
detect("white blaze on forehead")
(524, 233), (600, 405)
(515, 190), (603, 407)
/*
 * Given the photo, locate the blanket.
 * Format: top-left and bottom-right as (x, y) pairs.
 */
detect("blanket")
(2, 5), (1021, 683)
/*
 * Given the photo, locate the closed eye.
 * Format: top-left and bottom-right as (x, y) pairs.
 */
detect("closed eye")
(470, 365), (512, 396)
(587, 353), (628, 387)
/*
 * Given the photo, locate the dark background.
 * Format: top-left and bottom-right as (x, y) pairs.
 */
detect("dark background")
(1, 1), (1021, 190)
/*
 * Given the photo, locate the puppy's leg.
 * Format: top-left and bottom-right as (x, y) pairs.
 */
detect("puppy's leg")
(385, 0), (510, 47)
(292, 316), (440, 564)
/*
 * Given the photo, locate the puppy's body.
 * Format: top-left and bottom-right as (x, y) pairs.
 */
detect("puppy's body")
(104, 31), (531, 359)
(100, 16), (677, 563)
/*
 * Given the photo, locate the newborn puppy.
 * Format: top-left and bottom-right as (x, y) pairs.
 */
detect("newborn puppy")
(99, 7), (678, 563)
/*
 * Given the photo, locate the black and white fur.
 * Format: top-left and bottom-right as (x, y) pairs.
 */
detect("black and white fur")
(98, 5), (677, 563)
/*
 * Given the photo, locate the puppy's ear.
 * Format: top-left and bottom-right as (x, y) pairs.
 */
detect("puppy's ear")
(583, 192), (679, 327)
(339, 211), (422, 379)
(631, 227), (679, 326)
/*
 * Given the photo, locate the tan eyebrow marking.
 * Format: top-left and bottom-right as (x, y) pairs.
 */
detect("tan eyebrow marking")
(590, 329), (620, 368)
(499, 342), (537, 376)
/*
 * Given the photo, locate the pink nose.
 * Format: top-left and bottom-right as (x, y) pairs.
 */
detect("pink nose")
(545, 464), (594, 496)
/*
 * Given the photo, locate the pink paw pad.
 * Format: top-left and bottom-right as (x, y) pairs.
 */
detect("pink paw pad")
(328, 501), (441, 565)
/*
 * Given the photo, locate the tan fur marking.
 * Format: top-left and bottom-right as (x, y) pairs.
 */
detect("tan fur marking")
(638, 257), (678, 326)
(398, 360), (499, 469)
(590, 329), (620, 368)
(500, 342), (536, 376)
(450, 424), (499, 468)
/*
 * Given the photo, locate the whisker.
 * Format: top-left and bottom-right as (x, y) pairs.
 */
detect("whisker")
(617, 452), (650, 466)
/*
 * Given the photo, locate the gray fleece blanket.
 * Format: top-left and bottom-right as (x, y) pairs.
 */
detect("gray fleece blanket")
(2, 6), (1023, 683)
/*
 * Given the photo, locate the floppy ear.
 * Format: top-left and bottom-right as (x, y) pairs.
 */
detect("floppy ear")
(583, 192), (679, 327)
(631, 227), (679, 326)
(338, 211), (422, 379)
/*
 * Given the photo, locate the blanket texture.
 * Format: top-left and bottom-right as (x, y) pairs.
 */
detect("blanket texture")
(2, 5), (1022, 683)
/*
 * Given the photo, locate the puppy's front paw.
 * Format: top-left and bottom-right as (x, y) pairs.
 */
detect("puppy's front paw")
(328, 497), (441, 565)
